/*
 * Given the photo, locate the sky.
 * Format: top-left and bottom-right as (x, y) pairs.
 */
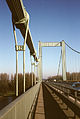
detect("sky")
(0, 0), (80, 78)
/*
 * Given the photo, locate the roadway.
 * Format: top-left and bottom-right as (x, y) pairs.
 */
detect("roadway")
(0, 82), (80, 119)
(34, 82), (80, 119)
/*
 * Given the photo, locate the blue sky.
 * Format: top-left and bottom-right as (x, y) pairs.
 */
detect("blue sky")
(0, 0), (80, 78)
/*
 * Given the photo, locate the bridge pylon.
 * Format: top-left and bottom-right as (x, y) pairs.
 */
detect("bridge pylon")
(13, 21), (29, 96)
(38, 40), (67, 81)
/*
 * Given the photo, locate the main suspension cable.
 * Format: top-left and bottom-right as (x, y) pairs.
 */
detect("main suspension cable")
(65, 41), (80, 54)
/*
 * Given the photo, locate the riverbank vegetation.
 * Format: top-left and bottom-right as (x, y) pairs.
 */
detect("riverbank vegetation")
(0, 73), (37, 96)
(48, 72), (80, 82)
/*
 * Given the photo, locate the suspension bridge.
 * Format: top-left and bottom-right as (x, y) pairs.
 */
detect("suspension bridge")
(0, 0), (80, 119)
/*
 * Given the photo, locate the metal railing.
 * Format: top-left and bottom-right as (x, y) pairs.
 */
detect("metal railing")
(0, 83), (40, 119)
(45, 82), (80, 108)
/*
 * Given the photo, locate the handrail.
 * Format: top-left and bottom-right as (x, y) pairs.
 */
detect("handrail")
(0, 83), (40, 119)
(45, 82), (80, 108)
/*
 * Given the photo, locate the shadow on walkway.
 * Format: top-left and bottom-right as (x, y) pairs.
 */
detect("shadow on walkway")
(42, 84), (67, 119)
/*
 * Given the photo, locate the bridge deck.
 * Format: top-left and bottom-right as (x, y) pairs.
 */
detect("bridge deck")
(34, 84), (45, 119)
(34, 83), (67, 119)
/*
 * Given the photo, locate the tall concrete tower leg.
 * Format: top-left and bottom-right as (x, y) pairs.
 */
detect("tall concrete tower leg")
(23, 50), (25, 93)
(36, 64), (38, 83)
(23, 26), (28, 93)
(37, 63), (40, 82)
(62, 40), (66, 81)
(30, 55), (33, 86)
(37, 64), (38, 79)
(13, 23), (28, 95)
(39, 41), (42, 82)
(34, 62), (36, 85)
(16, 51), (18, 96)
(13, 24), (18, 96)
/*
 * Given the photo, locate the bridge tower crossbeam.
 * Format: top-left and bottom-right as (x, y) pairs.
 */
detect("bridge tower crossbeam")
(38, 40), (67, 81)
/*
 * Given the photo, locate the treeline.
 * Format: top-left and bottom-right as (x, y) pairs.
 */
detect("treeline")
(48, 72), (80, 82)
(66, 72), (80, 81)
(0, 73), (38, 96)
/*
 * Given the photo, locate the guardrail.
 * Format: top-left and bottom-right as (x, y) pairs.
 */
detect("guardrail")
(45, 82), (80, 108)
(0, 83), (40, 119)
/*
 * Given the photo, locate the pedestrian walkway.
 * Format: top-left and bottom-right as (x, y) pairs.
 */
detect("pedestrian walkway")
(34, 83), (68, 119)
(34, 84), (45, 119)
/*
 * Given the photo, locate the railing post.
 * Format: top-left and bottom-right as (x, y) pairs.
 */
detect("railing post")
(67, 89), (70, 99)
(62, 40), (66, 81)
(75, 91), (77, 104)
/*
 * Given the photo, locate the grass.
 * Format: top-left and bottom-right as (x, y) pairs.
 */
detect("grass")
(0, 91), (15, 96)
